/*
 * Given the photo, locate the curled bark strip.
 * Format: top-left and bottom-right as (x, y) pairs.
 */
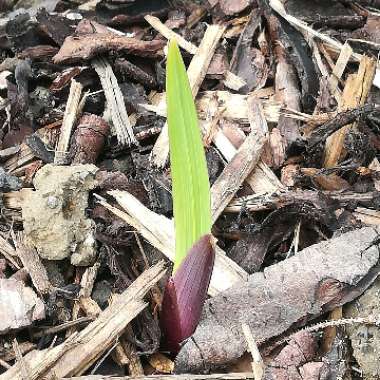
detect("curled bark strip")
(176, 227), (380, 373)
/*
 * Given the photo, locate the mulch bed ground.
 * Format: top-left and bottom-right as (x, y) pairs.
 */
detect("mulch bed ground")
(1, 0), (380, 379)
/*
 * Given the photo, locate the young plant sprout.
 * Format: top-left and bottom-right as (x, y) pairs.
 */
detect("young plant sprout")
(160, 40), (215, 354)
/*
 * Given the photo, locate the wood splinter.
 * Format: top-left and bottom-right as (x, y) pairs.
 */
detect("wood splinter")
(242, 324), (265, 380)
(54, 79), (83, 165)
(2, 261), (167, 380)
(324, 55), (376, 168)
(93, 57), (137, 147)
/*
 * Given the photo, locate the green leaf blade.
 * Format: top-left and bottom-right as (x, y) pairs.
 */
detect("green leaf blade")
(166, 40), (211, 272)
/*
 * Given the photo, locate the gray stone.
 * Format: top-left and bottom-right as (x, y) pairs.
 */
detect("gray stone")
(22, 164), (98, 265)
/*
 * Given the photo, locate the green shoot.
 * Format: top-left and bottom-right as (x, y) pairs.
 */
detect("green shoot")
(166, 39), (211, 272)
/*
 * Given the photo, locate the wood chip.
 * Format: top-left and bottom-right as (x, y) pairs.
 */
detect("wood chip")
(223, 71), (247, 91)
(328, 41), (353, 99)
(12, 338), (31, 380)
(0, 233), (20, 269)
(15, 242), (51, 296)
(68, 261), (101, 336)
(54, 79), (83, 165)
(324, 55), (376, 168)
(142, 91), (281, 123)
(93, 58), (136, 146)
(4, 143), (35, 173)
(145, 15), (198, 55)
(242, 324), (265, 380)
(2, 261), (167, 380)
(211, 131), (266, 222)
(354, 207), (380, 225)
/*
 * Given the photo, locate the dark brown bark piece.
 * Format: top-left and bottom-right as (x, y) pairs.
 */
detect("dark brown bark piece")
(95, 171), (146, 195)
(228, 201), (335, 273)
(300, 168), (350, 192)
(50, 67), (83, 92)
(53, 34), (165, 64)
(275, 15), (319, 112)
(230, 9), (265, 93)
(218, 0), (253, 15)
(352, 15), (380, 45)
(36, 8), (74, 46)
(115, 58), (158, 89)
(70, 114), (110, 164)
(25, 134), (55, 163)
(260, 0), (319, 111)
(18, 45), (59, 61)
(105, 0), (170, 26)
(5, 13), (42, 52)
(265, 7), (302, 146)
(3, 60), (33, 148)
(228, 235), (270, 274)
(303, 15), (366, 30)
(285, 0), (354, 19)
(308, 104), (377, 151)
(75, 19), (111, 35)
(176, 227), (380, 372)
